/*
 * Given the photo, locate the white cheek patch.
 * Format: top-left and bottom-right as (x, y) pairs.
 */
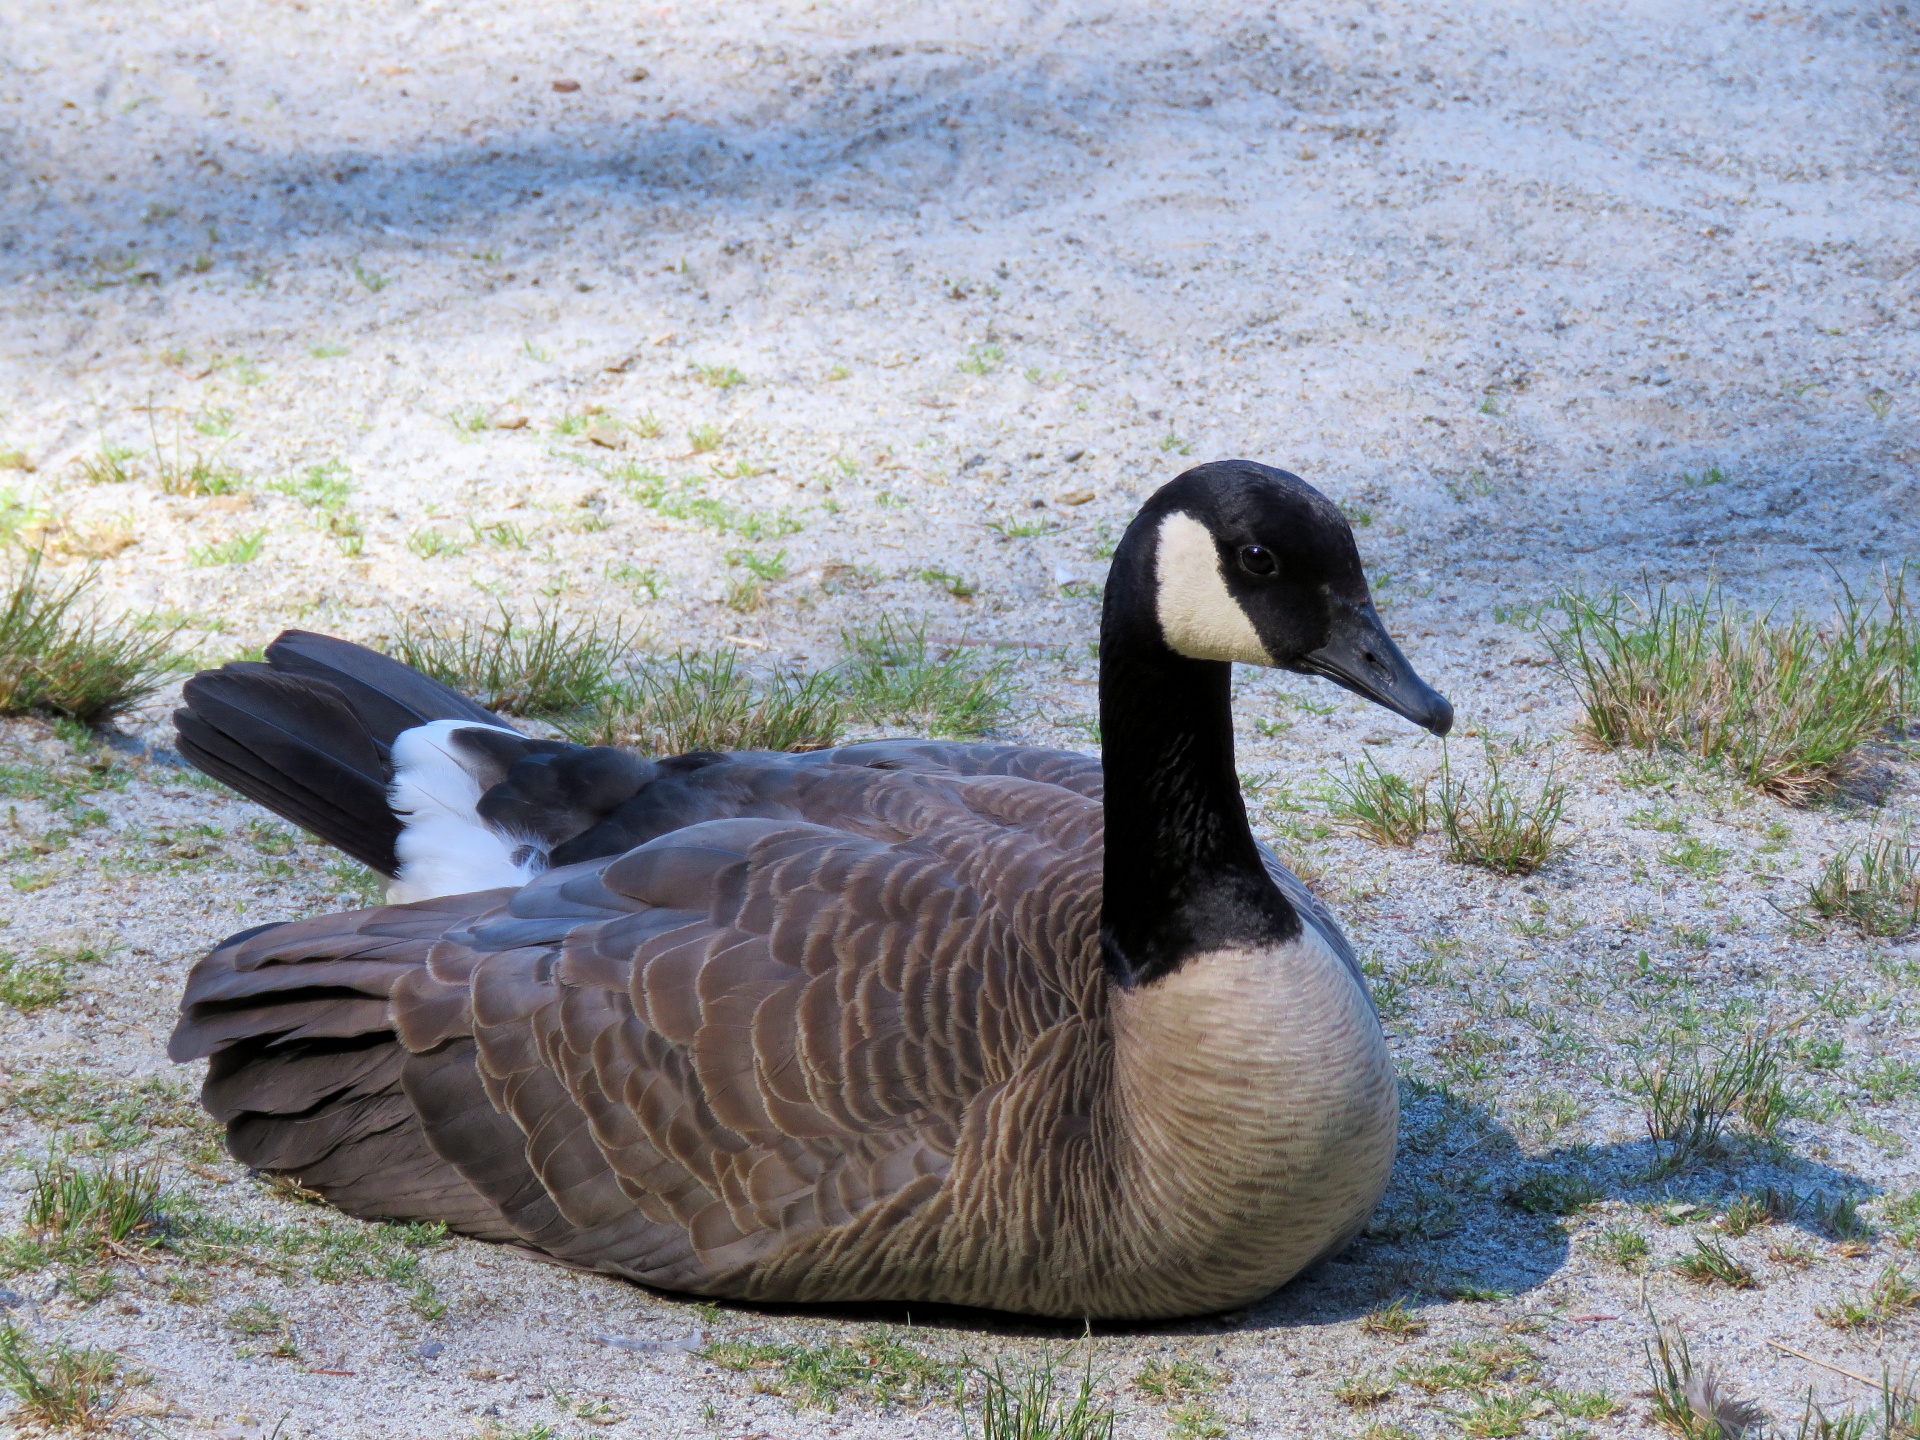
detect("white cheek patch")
(387, 719), (545, 902)
(1154, 511), (1273, 665)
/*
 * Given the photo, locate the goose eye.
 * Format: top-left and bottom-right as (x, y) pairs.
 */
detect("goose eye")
(1237, 545), (1278, 577)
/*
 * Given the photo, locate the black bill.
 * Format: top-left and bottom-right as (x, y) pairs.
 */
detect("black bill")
(1295, 597), (1453, 736)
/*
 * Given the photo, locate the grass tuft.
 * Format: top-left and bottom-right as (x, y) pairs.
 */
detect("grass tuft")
(1436, 744), (1567, 875)
(186, 528), (266, 566)
(1133, 1358), (1223, 1400)
(564, 649), (843, 755)
(392, 605), (635, 716)
(1546, 575), (1916, 802)
(1810, 829), (1920, 938)
(1645, 1314), (1767, 1439)
(1328, 756), (1429, 845)
(1357, 1297), (1428, 1341)
(0, 1320), (121, 1431)
(24, 1155), (171, 1256)
(1630, 1031), (1794, 1174)
(1671, 1236), (1759, 1290)
(0, 548), (181, 725)
(0, 948), (77, 1011)
(840, 619), (1015, 738)
(1819, 1263), (1920, 1331)
(967, 1351), (1114, 1440)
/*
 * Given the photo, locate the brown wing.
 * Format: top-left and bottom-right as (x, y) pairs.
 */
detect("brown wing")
(173, 756), (1105, 1298)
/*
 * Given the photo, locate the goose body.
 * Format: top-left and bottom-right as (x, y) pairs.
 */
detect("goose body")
(169, 461), (1450, 1320)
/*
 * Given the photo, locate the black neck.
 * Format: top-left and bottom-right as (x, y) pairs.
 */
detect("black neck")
(1097, 558), (1299, 989)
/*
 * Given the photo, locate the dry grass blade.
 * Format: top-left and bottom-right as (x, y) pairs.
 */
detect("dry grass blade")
(0, 547), (181, 725)
(392, 604), (636, 716)
(1546, 573), (1916, 802)
(564, 648), (845, 754)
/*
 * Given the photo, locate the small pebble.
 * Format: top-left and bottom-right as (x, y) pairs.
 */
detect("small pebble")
(552, 78), (580, 93)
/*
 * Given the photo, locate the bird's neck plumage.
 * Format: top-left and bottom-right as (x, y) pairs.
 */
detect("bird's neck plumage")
(1096, 531), (1298, 988)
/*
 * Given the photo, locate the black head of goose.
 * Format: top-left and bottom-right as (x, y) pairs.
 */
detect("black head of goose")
(168, 459), (1451, 1321)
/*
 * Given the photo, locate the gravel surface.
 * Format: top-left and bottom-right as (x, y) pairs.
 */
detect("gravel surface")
(2, 0), (1919, 1435)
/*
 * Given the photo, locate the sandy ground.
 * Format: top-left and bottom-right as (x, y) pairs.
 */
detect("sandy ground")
(2, 0), (1920, 1434)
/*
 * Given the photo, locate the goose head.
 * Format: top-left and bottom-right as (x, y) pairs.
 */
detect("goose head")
(1116, 460), (1453, 735)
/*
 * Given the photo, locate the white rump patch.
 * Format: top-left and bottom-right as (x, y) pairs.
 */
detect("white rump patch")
(387, 719), (544, 902)
(1153, 511), (1272, 665)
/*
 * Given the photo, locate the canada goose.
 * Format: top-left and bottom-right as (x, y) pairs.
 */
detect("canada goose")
(168, 459), (1451, 1321)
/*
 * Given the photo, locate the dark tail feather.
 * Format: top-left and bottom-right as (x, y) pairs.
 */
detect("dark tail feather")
(264, 630), (499, 747)
(174, 632), (508, 876)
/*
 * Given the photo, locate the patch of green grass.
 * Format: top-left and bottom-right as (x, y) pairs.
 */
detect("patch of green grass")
(1810, 830), (1920, 938)
(1449, 1393), (1531, 1438)
(967, 1351), (1113, 1440)
(958, 343), (1005, 376)
(7, 1155), (173, 1281)
(841, 619), (1015, 738)
(226, 1300), (298, 1357)
(0, 946), (80, 1011)
(1504, 1171), (1602, 1216)
(703, 1330), (957, 1411)
(175, 1204), (447, 1315)
(1858, 1056), (1920, 1105)
(919, 567), (978, 600)
(268, 458), (351, 512)
(1396, 1338), (1540, 1396)
(1722, 1189), (1794, 1236)
(564, 648), (843, 755)
(1328, 755), (1429, 845)
(147, 409), (245, 496)
(612, 466), (802, 540)
(75, 445), (138, 485)
(393, 605), (635, 716)
(726, 548), (789, 583)
(606, 560), (663, 601)
(0, 548), (181, 724)
(1133, 1358), (1223, 1400)
(187, 528), (266, 566)
(1662, 835), (1728, 877)
(0, 1320), (122, 1430)
(1545, 575), (1915, 802)
(1671, 1236), (1758, 1289)
(1819, 1262), (1920, 1330)
(692, 361), (746, 389)
(1356, 1298), (1428, 1341)
(688, 422), (724, 453)
(1435, 743), (1567, 875)
(12, 1071), (210, 1150)
(1158, 430), (1194, 456)
(987, 516), (1059, 540)
(1167, 1401), (1227, 1439)
(1628, 1030), (1794, 1174)
(1588, 1223), (1650, 1269)
(323, 856), (388, 907)
(406, 527), (468, 560)
(351, 257), (389, 292)
(469, 519), (530, 550)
